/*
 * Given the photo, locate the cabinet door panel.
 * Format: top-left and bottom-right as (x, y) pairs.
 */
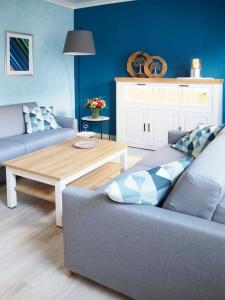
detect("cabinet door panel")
(152, 111), (179, 147)
(121, 108), (147, 146)
(179, 112), (213, 132)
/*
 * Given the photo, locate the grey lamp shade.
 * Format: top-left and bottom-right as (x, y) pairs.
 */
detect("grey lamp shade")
(63, 30), (96, 56)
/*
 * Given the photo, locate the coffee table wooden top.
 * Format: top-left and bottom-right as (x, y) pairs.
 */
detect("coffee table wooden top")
(4, 138), (127, 180)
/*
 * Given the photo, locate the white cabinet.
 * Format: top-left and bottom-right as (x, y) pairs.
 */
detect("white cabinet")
(116, 78), (223, 150)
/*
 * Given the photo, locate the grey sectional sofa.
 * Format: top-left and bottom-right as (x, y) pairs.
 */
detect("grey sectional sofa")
(63, 130), (225, 300)
(0, 102), (77, 183)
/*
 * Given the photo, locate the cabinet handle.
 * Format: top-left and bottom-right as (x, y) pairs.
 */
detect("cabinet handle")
(137, 83), (147, 86)
(148, 123), (151, 132)
(179, 84), (190, 87)
(144, 123), (146, 132)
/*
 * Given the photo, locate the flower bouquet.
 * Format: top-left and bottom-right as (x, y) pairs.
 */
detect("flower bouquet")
(85, 97), (106, 119)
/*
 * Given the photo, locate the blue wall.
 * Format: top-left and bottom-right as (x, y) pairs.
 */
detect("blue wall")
(75, 0), (225, 134)
(0, 0), (74, 116)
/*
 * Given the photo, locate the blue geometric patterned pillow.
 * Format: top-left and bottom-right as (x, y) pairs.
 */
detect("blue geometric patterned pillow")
(40, 106), (61, 130)
(23, 105), (45, 134)
(171, 124), (224, 158)
(105, 157), (193, 205)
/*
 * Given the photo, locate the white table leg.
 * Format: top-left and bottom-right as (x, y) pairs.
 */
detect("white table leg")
(120, 148), (128, 171)
(55, 181), (66, 227)
(6, 167), (17, 208)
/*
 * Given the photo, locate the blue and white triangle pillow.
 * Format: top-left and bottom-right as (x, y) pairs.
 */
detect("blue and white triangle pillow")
(23, 105), (61, 134)
(40, 106), (61, 130)
(105, 157), (193, 205)
(171, 123), (224, 158)
(23, 105), (45, 134)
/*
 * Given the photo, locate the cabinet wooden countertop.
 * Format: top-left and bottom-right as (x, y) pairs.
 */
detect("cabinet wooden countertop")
(115, 77), (224, 84)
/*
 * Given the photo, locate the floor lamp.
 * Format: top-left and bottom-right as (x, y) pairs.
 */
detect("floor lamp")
(63, 30), (96, 131)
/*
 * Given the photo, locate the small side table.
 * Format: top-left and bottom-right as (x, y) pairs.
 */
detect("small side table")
(81, 116), (111, 140)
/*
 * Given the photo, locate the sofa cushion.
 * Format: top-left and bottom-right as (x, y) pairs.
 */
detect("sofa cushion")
(5, 128), (76, 153)
(171, 124), (224, 158)
(40, 106), (61, 130)
(138, 144), (188, 168)
(0, 102), (37, 139)
(23, 105), (45, 134)
(0, 140), (26, 165)
(163, 135), (225, 221)
(106, 157), (192, 205)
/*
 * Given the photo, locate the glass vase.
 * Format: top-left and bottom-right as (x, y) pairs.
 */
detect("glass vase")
(91, 108), (100, 119)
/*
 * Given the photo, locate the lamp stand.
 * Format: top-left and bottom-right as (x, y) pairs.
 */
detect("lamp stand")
(77, 56), (81, 131)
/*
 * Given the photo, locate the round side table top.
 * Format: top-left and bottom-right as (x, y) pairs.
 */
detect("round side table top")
(82, 116), (110, 122)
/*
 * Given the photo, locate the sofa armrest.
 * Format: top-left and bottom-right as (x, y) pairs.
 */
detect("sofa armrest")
(55, 116), (78, 130)
(62, 186), (225, 300)
(168, 129), (188, 144)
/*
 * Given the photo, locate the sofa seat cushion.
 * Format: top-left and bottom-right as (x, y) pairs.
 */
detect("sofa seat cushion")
(163, 135), (225, 221)
(5, 128), (76, 153)
(138, 145), (188, 168)
(0, 140), (26, 165)
(106, 158), (193, 205)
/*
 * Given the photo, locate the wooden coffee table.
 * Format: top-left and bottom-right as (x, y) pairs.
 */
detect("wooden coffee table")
(4, 138), (128, 227)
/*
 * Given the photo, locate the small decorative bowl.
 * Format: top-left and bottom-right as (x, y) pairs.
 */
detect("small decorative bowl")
(73, 141), (96, 149)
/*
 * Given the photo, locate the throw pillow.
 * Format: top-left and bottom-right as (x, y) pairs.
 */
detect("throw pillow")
(171, 124), (224, 158)
(105, 157), (193, 205)
(23, 105), (45, 134)
(40, 106), (61, 130)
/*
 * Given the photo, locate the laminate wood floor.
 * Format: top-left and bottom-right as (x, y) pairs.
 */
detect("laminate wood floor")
(0, 147), (149, 300)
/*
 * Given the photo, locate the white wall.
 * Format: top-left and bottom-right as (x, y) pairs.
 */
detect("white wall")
(0, 0), (75, 117)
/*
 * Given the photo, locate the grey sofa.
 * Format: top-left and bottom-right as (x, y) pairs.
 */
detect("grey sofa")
(0, 102), (77, 183)
(63, 130), (225, 300)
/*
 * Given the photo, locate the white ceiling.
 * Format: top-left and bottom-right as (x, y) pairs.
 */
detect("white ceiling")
(44, 0), (135, 9)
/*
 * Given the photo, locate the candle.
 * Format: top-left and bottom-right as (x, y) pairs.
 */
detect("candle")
(192, 58), (201, 69)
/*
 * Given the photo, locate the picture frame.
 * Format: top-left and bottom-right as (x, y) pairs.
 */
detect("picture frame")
(6, 32), (33, 76)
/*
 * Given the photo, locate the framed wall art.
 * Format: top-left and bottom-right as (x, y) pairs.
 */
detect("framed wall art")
(6, 32), (33, 76)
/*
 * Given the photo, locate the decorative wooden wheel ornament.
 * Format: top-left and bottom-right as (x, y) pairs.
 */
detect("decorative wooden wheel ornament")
(144, 56), (167, 78)
(127, 51), (151, 78)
